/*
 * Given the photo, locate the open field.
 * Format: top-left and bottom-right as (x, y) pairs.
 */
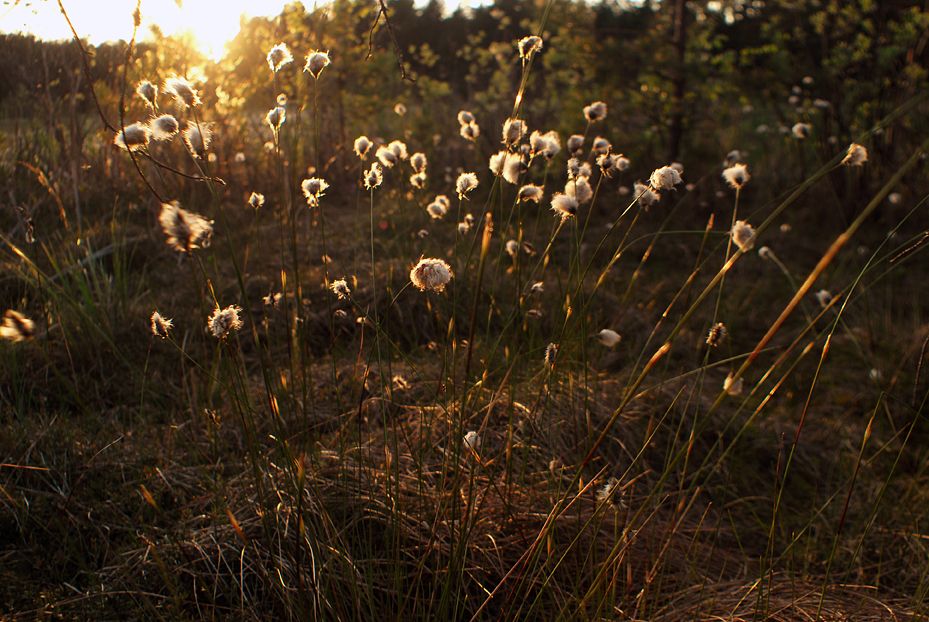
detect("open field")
(2, 1), (929, 619)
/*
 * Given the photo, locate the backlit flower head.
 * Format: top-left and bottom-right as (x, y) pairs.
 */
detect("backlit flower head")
(551, 193), (578, 221)
(457, 110), (475, 125)
(706, 322), (726, 348)
(842, 143), (868, 167)
(410, 257), (454, 292)
(267, 43), (294, 73)
(597, 329), (621, 348)
(150, 311), (173, 338)
(409, 171), (427, 189)
(592, 136), (611, 155)
(354, 135), (373, 159)
(505, 239), (518, 257)
(722, 163), (750, 189)
(164, 76), (200, 108)
(724, 373), (743, 396)
(731, 220), (756, 252)
(567, 134), (584, 155)
(463, 430), (481, 452)
(567, 158), (592, 180)
(301, 177), (329, 207)
(792, 122), (812, 139)
(502, 118), (527, 147)
(208, 305), (243, 340)
(183, 123), (212, 159)
(649, 165), (682, 191)
(248, 192), (265, 209)
(583, 101), (607, 123)
(266, 106), (286, 133)
(0, 310), (35, 342)
(565, 177), (593, 204)
(517, 35), (543, 61)
(364, 162), (383, 189)
(518, 184), (544, 203)
(393, 102), (407, 116)
(460, 121), (480, 142)
(330, 278), (351, 300)
(634, 181), (659, 208)
(158, 201), (213, 253)
(410, 152), (428, 174)
(136, 80), (157, 109)
(304, 50), (331, 78)
(544, 342), (558, 367)
(150, 114), (179, 141)
(114, 122), (151, 151)
(376, 145), (398, 168)
(426, 200), (447, 219)
(388, 140), (409, 160)
(456, 172), (479, 199)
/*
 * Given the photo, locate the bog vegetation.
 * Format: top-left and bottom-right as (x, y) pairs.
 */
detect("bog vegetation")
(2, 0), (929, 619)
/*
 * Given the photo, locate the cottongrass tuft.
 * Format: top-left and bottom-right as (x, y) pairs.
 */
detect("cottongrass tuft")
(490, 151), (523, 185)
(505, 239), (519, 257)
(136, 80), (157, 109)
(0, 310), (35, 342)
(301, 178), (329, 207)
(459, 121), (480, 142)
(457, 110), (475, 125)
(583, 101), (608, 122)
(567, 158), (592, 180)
(567, 134), (584, 155)
(463, 430), (481, 453)
(410, 152), (428, 174)
(706, 322), (727, 348)
(388, 140), (409, 161)
(426, 201), (448, 219)
(456, 172), (479, 200)
(565, 177), (593, 204)
(596, 477), (626, 511)
(183, 124), (212, 159)
(634, 181), (659, 208)
(518, 184), (544, 203)
(267, 43), (294, 73)
(410, 258), (454, 292)
(394, 102), (407, 116)
(114, 122), (151, 151)
(248, 192), (265, 209)
(329, 279), (351, 300)
(815, 289), (833, 308)
(724, 373), (744, 396)
(150, 311), (173, 339)
(158, 201), (214, 253)
(304, 50), (331, 78)
(758, 246), (774, 260)
(529, 130), (560, 160)
(551, 193), (578, 221)
(596, 329), (622, 348)
(517, 35), (543, 61)
(150, 114), (179, 141)
(410, 172), (427, 189)
(208, 305), (244, 340)
(731, 220), (756, 252)
(842, 143), (868, 167)
(544, 343), (558, 368)
(364, 162), (384, 190)
(592, 136), (611, 155)
(792, 122), (812, 139)
(375, 145), (398, 168)
(722, 163), (750, 189)
(354, 135), (373, 159)
(266, 106), (286, 133)
(502, 118), (527, 147)
(649, 165), (683, 191)
(164, 76), (200, 108)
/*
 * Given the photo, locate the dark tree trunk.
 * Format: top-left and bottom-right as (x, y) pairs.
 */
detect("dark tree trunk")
(667, 0), (687, 162)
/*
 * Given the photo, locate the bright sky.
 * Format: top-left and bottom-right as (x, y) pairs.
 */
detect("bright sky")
(0, 0), (480, 61)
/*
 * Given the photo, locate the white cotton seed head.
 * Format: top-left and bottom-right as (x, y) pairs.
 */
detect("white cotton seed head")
(567, 134), (584, 155)
(426, 201), (447, 219)
(517, 35), (543, 60)
(731, 220), (756, 252)
(792, 122), (812, 139)
(815, 289), (833, 308)
(330, 279), (351, 300)
(267, 43), (294, 72)
(722, 163), (750, 189)
(164, 76), (200, 108)
(376, 145), (398, 168)
(592, 136), (611, 155)
(505, 239), (518, 257)
(150, 114), (179, 141)
(150, 311), (173, 339)
(502, 118), (527, 146)
(114, 122), (151, 151)
(208, 305), (243, 340)
(364, 162), (384, 190)
(649, 165), (682, 191)
(597, 329), (621, 348)
(158, 201), (213, 253)
(136, 80), (157, 108)
(409, 171), (427, 189)
(583, 101), (607, 122)
(457, 110), (475, 125)
(565, 177), (593, 204)
(634, 181), (659, 208)
(394, 102), (407, 116)
(354, 135), (373, 159)
(266, 106), (286, 132)
(410, 258), (454, 292)
(724, 373), (743, 396)
(304, 50), (331, 78)
(301, 177), (329, 207)
(463, 430), (481, 452)
(842, 143), (868, 167)
(456, 172), (479, 199)
(248, 192), (265, 209)
(410, 152), (428, 173)
(551, 193), (578, 221)
(388, 140), (409, 160)
(460, 121), (480, 141)
(183, 124), (212, 159)
(518, 184), (544, 203)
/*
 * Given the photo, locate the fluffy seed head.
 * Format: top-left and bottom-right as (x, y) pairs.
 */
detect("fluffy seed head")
(457, 110), (475, 125)
(724, 373), (743, 396)
(410, 171), (427, 189)
(114, 122), (151, 151)
(150, 114), (179, 141)
(164, 76), (199, 108)
(393, 102), (407, 116)
(583, 101), (608, 122)
(456, 172), (479, 199)
(597, 329), (621, 348)
(842, 143), (868, 167)
(376, 145), (398, 168)
(565, 177), (593, 204)
(0, 310), (35, 342)
(136, 80), (157, 108)
(815, 289), (833, 308)
(731, 220), (756, 252)
(410, 258), (454, 292)
(410, 152), (428, 173)
(330, 279), (351, 300)
(364, 163), (384, 190)
(567, 158), (592, 180)
(649, 165), (683, 191)
(354, 135), (373, 159)
(301, 178), (329, 207)
(567, 134), (584, 155)
(518, 184), (544, 203)
(267, 43), (294, 72)
(596, 477), (625, 510)
(722, 163), (750, 189)
(266, 106), (286, 132)
(248, 192), (265, 209)
(183, 124), (212, 159)
(517, 35), (543, 60)
(158, 201), (213, 253)
(706, 322), (727, 348)
(551, 193), (578, 221)
(388, 140), (409, 160)
(150, 311), (173, 338)
(426, 201), (447, 219)
(459, 121), (480, 141)
(505, 239), (518, 257)
(544, 343), (558, 367)
(304, 50), (331, 78)
(592, 136), (611, 155)
(463, 430), (481, 452)
(634, 181), (659, 208)
(208, 305), (243, 340)
(792, 122), (812, 139)
(502, 118), (527, 146)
